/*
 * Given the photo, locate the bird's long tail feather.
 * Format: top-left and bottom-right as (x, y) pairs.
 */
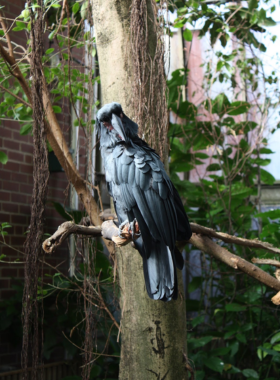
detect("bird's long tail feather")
(135, 238), (178, 301)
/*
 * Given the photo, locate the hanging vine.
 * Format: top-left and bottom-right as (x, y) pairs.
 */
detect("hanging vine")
(130, 0), (169, 161)
(21, 1), (49, 378)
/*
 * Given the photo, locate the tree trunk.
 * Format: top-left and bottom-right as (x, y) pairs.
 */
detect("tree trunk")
(91, 1), (187, 379)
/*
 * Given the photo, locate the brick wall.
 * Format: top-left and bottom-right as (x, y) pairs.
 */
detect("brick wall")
(0, 0), (89, 370)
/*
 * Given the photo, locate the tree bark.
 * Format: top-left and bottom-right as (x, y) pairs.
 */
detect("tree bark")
(91, 1), (187, 379)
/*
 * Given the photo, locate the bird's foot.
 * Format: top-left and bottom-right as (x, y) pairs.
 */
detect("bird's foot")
(118, 219), (141, 240)
(118, 220), (130, 239)
(128, 219), (141, 240)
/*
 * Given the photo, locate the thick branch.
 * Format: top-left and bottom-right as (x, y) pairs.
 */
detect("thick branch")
(98, 215), (280, 257)
(190, 223), (280, 255)
(43, 219), (280, 299)
(42, 220), (133, 254)
(190, 234), (280, 292)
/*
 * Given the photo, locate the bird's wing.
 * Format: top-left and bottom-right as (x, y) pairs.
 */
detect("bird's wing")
(112, 144), (178, 255)
(110, 144), (182, 301)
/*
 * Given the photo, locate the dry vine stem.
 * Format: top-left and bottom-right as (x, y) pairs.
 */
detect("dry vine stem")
(21, 2), (48, 378)
(43, 218), (280, 302)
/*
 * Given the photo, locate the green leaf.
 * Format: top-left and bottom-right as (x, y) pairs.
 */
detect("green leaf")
(259, 148), (274, 154)
(260, 169), (275, 185)
(188, 276), (203, 292)
(72, 2), (80, 14)
(1, 222), (11, 229)
(14, 103), (23, 110)
(230, 341), (239, 356)
(272, 344), (280, 352)
(51, 3), (61, 8)
(81, 1), (88, 19)
(195, 152), (208, 159)
(173, 18), (187, 28)
(20, 9), (30, 19)
(20, 123), (32, 136)
(194, 371), (205, 380)
(170, 161), (194, 172)
(13, 21), (26, 31)
(259, 345), (280, 357)
(261, 17), (276, 27)
(45, 48), (54, 55)
(48, 30), (57, 40)
(0, 151), (8, 165)
(206, 163), (220, 171)
(249, 0), (258, 11)
(217, 61), (224, 71)
(204, 357), (224, 373)
(236, 333), (247, 344)
(227, 101), (251, 115)
(170, 100), (197, 120)
(188, 336), (212, 349)
(16, 21), (26, 28)
(257, 348), (263, 361)
(255, 209), (280, 220)
(91, 47), (96, 57)
(242, 369), (259, 379)
(225, 303), (246, 312)
(52, 105), (62, 113)
(271, 332), (280, 345)
(191, 315), (204, 328)
(211, 347), (231, 356)
(212, 93), (230, 115)
(183, 28), (192, 42)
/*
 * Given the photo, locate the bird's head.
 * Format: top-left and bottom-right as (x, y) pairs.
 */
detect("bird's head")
(96, 102), (138, 147)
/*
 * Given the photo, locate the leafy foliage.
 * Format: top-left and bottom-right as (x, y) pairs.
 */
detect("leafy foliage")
(0, 0), (100, 138)
(167, 1), (280, 379)
(0, 244), (120, 379)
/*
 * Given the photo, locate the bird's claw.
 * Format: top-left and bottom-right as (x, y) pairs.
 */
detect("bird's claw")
(118, 219), (141, 240)
(118, 220), (129, 239)
(129, 218), (141, 240)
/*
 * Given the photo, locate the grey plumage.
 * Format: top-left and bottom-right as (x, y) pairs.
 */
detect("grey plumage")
(96, 102), (192, 301)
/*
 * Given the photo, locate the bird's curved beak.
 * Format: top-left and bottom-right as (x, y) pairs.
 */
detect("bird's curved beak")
(111, 114), (127, 141)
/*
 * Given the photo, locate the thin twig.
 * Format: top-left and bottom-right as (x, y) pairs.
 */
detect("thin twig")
(97, 271), (121, 332)
(87, 181), (104, 212)
(0, 83), (30, 108)
(0, 11), (14, 59)
(53, 0), (67, 39)
(252, 258), (280, 268)
(62, 331), (120, 358)
(70, 317), (86, 338)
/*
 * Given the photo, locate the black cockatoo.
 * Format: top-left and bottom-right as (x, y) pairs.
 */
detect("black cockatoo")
(96, 102), (192, 301)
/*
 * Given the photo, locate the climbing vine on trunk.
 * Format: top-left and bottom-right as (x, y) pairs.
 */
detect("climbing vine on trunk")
(21, 1), (49, 378)
(130, 0), (168, 161)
